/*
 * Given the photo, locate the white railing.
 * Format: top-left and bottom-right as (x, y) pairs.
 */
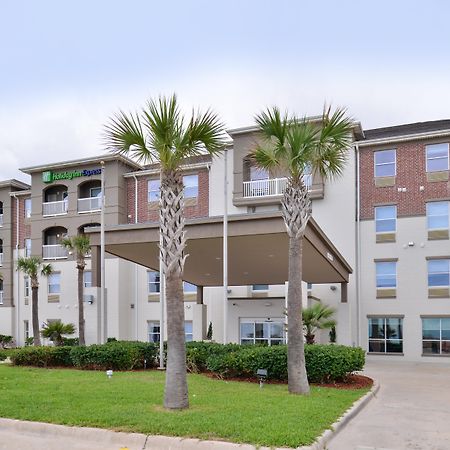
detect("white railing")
(42, 244), (68, 259)
(0, 291), (3, 305)
(43, 200), (68, 216)
(0, 253), (3, 266)
(78, 197), (101, 213)
(0, 214), (3, 226)
(243, 175), (312, 198)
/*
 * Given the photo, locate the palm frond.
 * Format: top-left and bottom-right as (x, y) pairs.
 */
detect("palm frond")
(250, 143), (279, 171)
(41, 264), (53, 277)
(255, 107), (288, 144)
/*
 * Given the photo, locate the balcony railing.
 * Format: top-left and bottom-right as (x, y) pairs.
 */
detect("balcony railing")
(43, 200), (68, 217)
(0, 291), (3, 305)
(243, 175), (312, 198)
(0, 253), (3, 266)
(78, 197), (101, 213)
(42, 244), (68, 260)
(0, 213), (3, 226)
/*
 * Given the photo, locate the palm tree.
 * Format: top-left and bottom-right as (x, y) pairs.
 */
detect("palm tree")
(41, 320), (76, 346)
(251, 106), (353, 394)
(104, 94), (226, 410)
(17, 256), (53, 346)
(61, 234), (90, 346)
(303, 302), (336, 344)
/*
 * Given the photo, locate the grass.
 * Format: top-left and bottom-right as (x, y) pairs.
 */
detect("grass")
(0, 365), (368, 448)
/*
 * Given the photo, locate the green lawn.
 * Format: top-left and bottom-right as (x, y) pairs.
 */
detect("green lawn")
(0, 365), (368, 448)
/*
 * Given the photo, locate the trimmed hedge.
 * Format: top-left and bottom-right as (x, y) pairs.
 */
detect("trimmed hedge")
(10, 346), (72, 368)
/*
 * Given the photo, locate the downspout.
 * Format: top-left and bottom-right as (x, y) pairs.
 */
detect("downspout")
(355, 143), (361, 347)
(132, 174), (139, 341)
(12, 193), (20, 345)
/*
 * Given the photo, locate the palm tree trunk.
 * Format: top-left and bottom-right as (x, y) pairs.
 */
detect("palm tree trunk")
(31, 285), (41, 346)
(287, 236), (310, 394)
(160, 170), (189, 410)
(77, 266), (86, 346)
(164, 273), (188, 409)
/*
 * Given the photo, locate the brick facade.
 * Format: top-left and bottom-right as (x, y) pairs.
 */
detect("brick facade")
(126, 168), (210, 224)
(360, 140), (450, 220)
(11, 195), (31, 249)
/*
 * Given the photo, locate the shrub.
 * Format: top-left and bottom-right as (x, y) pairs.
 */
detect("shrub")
(61, 337), (79, 347)
(10, 346), (73, 367)
(0, 335), (13, 348)
(185, 341), (241, 373)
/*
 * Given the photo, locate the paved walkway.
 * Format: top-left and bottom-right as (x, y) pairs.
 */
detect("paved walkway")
(328, 359), (450, 450)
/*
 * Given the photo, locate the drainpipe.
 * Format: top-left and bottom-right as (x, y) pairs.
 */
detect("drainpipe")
(355, 143), (361, 347)
(223, 150), (228, 343)
(132, 175), (139, 341)
(12, 193), (20, 345)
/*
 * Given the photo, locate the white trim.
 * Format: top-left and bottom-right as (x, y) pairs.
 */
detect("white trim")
(124, 162), (211, 178)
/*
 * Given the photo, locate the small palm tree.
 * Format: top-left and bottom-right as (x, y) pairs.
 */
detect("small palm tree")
(41, 320), (76, 346)
(17, 257), (53, 346)
(303, 302), (337, 344)
(104, 94), (226, 410)
(252, 105), (353, 394)
(61, 234), (91, 346)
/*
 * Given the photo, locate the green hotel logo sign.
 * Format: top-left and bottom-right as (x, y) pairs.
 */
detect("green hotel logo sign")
(42, 168), (102, 184)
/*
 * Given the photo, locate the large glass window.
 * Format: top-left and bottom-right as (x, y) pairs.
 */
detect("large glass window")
(427, 202), (449, 231)
(24, 276), (30, 298)
(24, 198), (32, 218)
(185, 321), (193, 342)
(148, 271), (160, 293)
(428, 259), (450, 288)
(240, 319), (285, 346)
(422, 318), (450, 355)
(83, 271), (92, 288)
(48, 273), (61, 294)
(25, 238), (32, 257)
(426, 143), (449, 172)
(148, 321), (160, 343)
(184, 175), (198, 199)
(368, 317), (403, 353)
(375, 205), (397, 233)
(374, 149), (396, 177)
(376, 261), (397, 288)
(147, 179), (160, 202)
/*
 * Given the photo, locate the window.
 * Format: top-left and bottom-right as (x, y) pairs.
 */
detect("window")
(368, 317), (403, 353)
(240, 319), (285, 346)
(183, 281), (196, 293)
(24, 276), (30, 297)
(428, 259), (450, 288)
(250, 166), (269, 181)
(83, 271), (92, 288)
(252, 284), (269, 292)
(90, 187), (101, 198)
(375, 206), (397, 233)
(48, 273), (61, 294)
(426, 143), (449, 172)
(376, 261), (397, 288)
(422, 318), (450, 355)
(184, 175), (198, 199)
(374, 149), (396, 177)
(147, 179), (160, 202)
(427, 202), (449, 231)
(25, 238), (31, 257)
(185, 321), (193, 342)
(24, 198), (32, 218)
(24, 320), (29, 341)
(148, 271), (160, 293)
(148, 321), (160, 343)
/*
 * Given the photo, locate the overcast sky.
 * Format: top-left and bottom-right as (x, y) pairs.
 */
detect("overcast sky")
(2, 0), (450, 182)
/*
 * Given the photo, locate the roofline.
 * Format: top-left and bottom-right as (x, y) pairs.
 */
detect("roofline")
(20, 154), (142, 174)
(0, 179), (31, 190)
(123, 161), (212, 178)
(357, 129), (450, 147)
(9, 189), (31, 197)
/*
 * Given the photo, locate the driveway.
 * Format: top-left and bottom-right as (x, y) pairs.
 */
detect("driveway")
(328, 359), (450, 450)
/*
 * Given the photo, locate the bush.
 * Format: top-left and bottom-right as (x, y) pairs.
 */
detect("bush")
(10, 346), (73, 367)
(0, 335), (13, 348)
(62, 337), (79, 346)
(185, 341), (241, 373)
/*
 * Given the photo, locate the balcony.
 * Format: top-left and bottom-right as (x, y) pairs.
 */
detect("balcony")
(42, 244), (68, 260)
(243, 175), (312, 198)
(78, 197), (101, 213)
(43, 200), (68, 217)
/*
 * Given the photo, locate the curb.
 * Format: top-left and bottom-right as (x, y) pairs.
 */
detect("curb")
(297, 378), (380, 450)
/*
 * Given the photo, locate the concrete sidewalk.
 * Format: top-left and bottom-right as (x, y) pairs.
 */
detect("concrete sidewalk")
(327, 359), (450, 450)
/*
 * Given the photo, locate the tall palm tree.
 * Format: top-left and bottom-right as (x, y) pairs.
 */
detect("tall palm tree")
(104, 94), (226, 409)
(251, 106), (353, 394)
(17, 256), (53, 346)
(302, 302), (336, 344)
(61, 234), (91, 346)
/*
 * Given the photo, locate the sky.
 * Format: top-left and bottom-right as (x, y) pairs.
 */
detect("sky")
(1, 0), (450, 182)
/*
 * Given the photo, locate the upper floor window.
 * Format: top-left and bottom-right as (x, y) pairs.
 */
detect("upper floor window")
(148, 179), (160, 202)
(428, 259), (450, 289)
(24, 198), (32, 218)
(83, 271), (92, 288)
(148, 271), (160, 293)
(48, 273), (61, 294)
(184, 174), (198, 199)
(376, 261), (397, 289)
(25, 238), (31, 257)
(250, 166), (269, 181)
(375, 205), (396, 233)
(24, 276), (30, 298)
(426, 143), (449, 172)
(374, 149), (396, 177)
(427, 202), (449, 231)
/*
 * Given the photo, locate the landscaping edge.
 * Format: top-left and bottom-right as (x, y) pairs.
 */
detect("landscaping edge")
(0, 379), (379, 450)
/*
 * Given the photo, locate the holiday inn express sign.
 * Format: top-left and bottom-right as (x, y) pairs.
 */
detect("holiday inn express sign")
(42, 168), (102, 183)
